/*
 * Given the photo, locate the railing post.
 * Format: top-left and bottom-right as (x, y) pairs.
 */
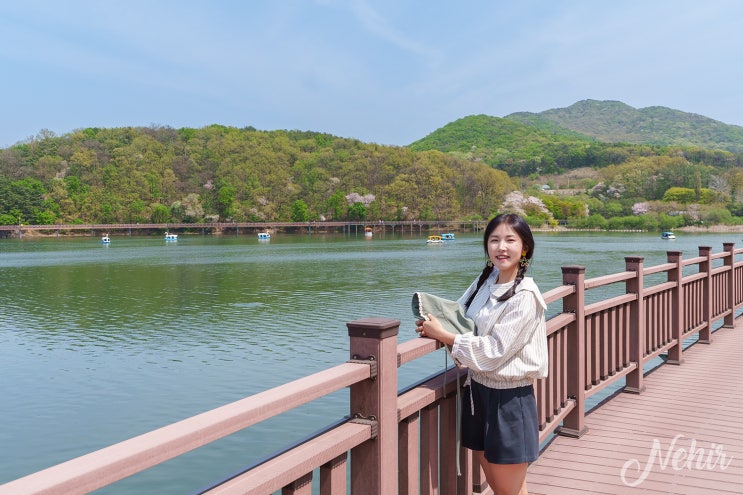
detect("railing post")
(666, 250), (684, 365)
(625, 256), (646, 394)
(699, 246), (713, 344)
(557, 265), (588, 438)
(347, 317), (399, 495)
(723, 243), (735, 329)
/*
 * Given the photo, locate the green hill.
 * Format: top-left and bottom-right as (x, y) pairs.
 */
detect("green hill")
(0, 125), (513, 225)
(506, 99), (743, 153)
(409, 113), (644, 176)
(3, 99), (743, 227)
(409, 102), (743, 176)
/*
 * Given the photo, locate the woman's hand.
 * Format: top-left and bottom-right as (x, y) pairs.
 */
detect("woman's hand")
(415, 313), (456, 347)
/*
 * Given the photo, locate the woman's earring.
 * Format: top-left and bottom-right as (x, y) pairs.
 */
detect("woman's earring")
(486, 259), (494, 268)
(519, 256), (530, 268)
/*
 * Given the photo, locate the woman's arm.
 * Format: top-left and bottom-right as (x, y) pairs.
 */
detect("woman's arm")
(451, 291), (539, 372)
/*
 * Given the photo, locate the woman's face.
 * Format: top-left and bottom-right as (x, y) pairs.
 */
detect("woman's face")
(486, 222), (524, 283)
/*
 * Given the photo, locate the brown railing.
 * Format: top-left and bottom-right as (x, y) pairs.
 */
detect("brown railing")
(1, 244), (741, 495)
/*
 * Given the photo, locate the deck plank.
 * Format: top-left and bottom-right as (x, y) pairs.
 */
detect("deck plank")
(527, 321), (743, 495)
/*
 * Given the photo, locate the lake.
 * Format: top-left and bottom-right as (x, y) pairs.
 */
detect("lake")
(0, 229), (739, 494)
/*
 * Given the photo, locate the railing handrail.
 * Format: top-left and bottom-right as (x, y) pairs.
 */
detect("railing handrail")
(0, 362), (373, 495)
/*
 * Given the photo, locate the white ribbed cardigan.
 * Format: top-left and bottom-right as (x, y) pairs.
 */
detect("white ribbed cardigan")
(451, 271), (549, 389)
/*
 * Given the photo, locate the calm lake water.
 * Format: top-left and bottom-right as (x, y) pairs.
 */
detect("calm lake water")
(1, 229), (739, 494)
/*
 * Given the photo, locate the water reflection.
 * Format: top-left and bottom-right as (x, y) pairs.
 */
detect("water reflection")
(0, 231), (739, 493)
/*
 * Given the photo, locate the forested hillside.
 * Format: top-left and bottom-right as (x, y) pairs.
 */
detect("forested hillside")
(506, 99), (743, 153)
(409, 113), (742, 177)
(0, 125), (512, 225)
(407, 106), (743, 230)
(3, 99), (743, 230)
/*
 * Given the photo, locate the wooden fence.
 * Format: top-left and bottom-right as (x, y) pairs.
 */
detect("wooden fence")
(1, 244), (741, 495)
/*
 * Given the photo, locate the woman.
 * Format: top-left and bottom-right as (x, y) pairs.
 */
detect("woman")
(416, 213), (548, 495)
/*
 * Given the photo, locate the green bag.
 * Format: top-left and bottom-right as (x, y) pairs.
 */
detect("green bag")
(411, 292), (477, 339)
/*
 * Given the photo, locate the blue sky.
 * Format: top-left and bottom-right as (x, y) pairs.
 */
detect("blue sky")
(2, 0), (743, 148)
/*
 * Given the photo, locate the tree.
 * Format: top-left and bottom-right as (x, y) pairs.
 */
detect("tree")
(662, 187), (696, 203)
(217, 184), (237, 219)
(291, 199), (310, 222)
(151, 203), (170, 223)
(181, 193), (204, 222)
(0, 177), (50, 224)
(347, 202), (367, 220)
(326, 190), (346, 220)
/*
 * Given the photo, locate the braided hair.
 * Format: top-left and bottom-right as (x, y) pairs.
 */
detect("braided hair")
(464, 213), (535, 309)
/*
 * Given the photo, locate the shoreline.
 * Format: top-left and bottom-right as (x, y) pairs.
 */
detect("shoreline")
(5, 223), (743, 239)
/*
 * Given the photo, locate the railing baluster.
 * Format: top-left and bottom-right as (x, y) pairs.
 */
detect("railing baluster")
(724, 243), (736, 328)
(625, 256), (646, 394)
(347, 317), (399, 495)
(699, 246), (713, 343)
(667, 250), (684, 364)
(558, 265), (587, 438)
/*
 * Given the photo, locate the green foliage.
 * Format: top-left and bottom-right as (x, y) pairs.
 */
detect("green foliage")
(0, 125), (513, 224)
(291, 199), (310, 222)
(657, 213), (685, 231)
(569, 214), (608, 229)
(0, 213), (18, 225)
(347, 202), (367, 221)
(3, 101), (743, 228)
(606, 215), (646, 230)
(410, 114), (612, 176)
(701, 207), (734, 225)
(539, 194), (587, 220)
(507, 99), (743, 153)
(598, 157), (705, 200)
(568, 211), (688, 231)
(35, 210), (57, 224)
(217, 185), (237, 218)
(0, 177), (48, 224)
(524, 215), (547, 228)
(409, 112), (743, 179)
(151, 204), (170, 223)
(663, 187), (697, 203)
(326, 191), (346, 221)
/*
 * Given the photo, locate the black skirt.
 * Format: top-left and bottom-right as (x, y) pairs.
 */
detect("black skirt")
(461, 381), (539, 464)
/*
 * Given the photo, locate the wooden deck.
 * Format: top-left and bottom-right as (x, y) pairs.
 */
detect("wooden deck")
(527, 321), (743, 495)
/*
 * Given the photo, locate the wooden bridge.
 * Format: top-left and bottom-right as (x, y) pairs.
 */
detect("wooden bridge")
(0, 220), (485, 238)
(1, 243), (742, 495)
(527, 318), (743, 494)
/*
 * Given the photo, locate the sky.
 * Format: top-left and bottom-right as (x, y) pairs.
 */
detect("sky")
(2, 0), (743, 149)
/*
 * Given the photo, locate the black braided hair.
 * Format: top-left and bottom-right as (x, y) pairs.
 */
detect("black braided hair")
(463, 263), (494, 310)
(463, 213), (535, 309)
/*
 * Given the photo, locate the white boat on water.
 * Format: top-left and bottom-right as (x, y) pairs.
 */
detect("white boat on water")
(258, 232), (271, 240)
(441, 233), (455, 240)
(661, 231), (676, 240)
(365, 227), (373, 238)
(427, 235), (443, 244)
(101, 234), (110, 244)
(164, 232), (178, 241)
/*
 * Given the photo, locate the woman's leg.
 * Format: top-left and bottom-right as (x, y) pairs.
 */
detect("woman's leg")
(475, 451), (529, 495)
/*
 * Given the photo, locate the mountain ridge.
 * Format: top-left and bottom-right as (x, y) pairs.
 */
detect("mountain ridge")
(503, 99), (743, 152)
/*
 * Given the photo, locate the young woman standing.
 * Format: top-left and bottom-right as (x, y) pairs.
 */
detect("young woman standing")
(416, 213), (548, 495)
